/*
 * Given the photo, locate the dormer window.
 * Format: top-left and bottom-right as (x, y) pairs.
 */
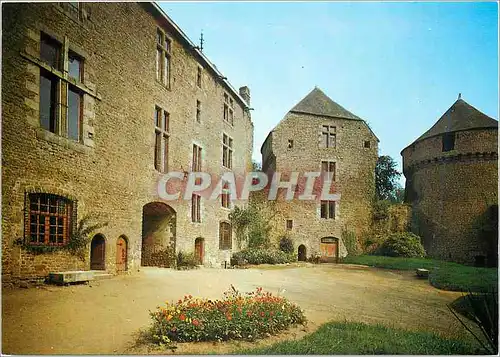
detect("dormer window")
(442, 132), (455, 152)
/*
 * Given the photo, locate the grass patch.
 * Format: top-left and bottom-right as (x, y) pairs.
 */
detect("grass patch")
(237, 321), (480, 354)
(342, 255), (497, 292)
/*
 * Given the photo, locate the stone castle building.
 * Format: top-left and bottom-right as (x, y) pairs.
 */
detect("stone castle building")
(2, 2), (253, 283)
(401, 97), (498, 264)
(261, 88), (378, 261)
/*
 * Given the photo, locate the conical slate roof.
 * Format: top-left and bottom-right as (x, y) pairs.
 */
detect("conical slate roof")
(290, 87), (361, 120)
(415, 98), (497, 143)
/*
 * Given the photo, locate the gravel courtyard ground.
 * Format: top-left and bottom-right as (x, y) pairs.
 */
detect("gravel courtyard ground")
(2, 264), (470, 354)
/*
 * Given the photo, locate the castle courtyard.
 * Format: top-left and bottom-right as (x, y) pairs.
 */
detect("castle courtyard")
(2, 264), (469, 355)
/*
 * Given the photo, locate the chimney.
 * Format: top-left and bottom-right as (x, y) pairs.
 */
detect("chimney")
(239, 86), (250, 105)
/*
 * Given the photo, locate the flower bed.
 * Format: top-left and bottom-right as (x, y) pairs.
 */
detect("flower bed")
(149, 286), (306, 344)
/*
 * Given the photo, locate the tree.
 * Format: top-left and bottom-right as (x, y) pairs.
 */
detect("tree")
(252, 161), (262, 171)
(375, 155), (402, 201)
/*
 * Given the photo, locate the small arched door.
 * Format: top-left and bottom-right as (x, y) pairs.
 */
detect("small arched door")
(195, 237), (204, 264)
(116, 236), (128, 272)
(298, 244), (307, 261)
(90, 234), (106, 270)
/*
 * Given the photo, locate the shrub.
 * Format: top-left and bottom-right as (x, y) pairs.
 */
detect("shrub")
(342, 229), (359, 256)
(307, 253), (321, 264)
(248, 230), (269, 249)
(149, 286), (306, 344)
(279, 236), (294, 254)
(231, 248), (295, 265)
(176, 252), (199, 270)
(372, 200), (391, 221)
(376, 232), (425, 258)
(449, 289), (498, 354)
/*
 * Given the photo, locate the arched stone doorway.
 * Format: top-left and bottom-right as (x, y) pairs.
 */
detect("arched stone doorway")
(298, 244), (307, 261)
(320, 237), (339, 263)
(142, 202), (176, 267)
(116, 235), (128, 272)
(90, 234), (106, 270)
(194, 237), (204, 265)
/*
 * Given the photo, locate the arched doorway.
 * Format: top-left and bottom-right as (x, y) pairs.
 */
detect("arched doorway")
(90, 234), (106, 270)
(142, 202), (176, 267)
(116, 235), (128, 272)
(320, 237), (339, 263)
(195, 237), (204, 264)
(298, 244), (307, 261)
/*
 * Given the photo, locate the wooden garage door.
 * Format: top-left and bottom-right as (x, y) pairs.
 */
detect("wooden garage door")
(320, 237), (338, 263)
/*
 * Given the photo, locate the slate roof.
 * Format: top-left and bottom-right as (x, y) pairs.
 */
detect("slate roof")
(414, 98), (498, 143)
(290, 87), (362, 120)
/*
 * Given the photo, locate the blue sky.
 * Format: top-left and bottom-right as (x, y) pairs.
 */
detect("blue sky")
(159, 1), (498, 181)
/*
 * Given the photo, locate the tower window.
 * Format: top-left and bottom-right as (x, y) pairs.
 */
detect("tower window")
(442, 132), (455, 152)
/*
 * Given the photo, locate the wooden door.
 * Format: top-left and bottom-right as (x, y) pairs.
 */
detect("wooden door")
(90, 235), (106, 270)
(298, 245), (307, 261)
(320, 237), (338, 263)
(194, 238), (204, 264)
(116, 236), (128, 272)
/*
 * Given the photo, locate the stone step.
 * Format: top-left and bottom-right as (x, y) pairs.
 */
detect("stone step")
(91, 271), (114, 280)
(48, 270), (94, 285)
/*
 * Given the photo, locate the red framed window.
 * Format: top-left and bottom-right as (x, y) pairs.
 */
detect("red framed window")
(27, 193), (73, 245)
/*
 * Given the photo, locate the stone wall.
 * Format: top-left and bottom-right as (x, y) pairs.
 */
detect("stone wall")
(402, 129), (498, 263)
(2, 2), (253, 284)
(261, 111), (378, 259)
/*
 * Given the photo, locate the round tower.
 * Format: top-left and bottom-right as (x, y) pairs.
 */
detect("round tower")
(401, 97), (498, 265)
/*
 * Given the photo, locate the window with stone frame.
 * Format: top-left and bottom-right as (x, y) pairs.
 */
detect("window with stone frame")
(38, 32), (84, 142)
(222, 133), (233, 169)
(223, 93), (234, 125)
(27, 193), (74, 246)
(196, 100), (201, 123)
(192, 144), (202, 172)
(154, 106), (170, 172)
(58, 2), (82, 21)
(221, 182), (230, 209)
(321, 125), (336, 148)
(286, 219), (293, 230)
(442, 132), (455, 152)
(219, 221), (232, 250)
(196, 66), (202, 88)
(320, 200), (335, 219)
(191, 194), (201, 223)
(321, 161), (336, 181)
(156, 28), (171, 88)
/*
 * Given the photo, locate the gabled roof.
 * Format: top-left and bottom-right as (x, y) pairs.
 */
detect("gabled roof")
(413, 98), (498, 144)
(144, 3), (249, 109)
(290, 87), (361, 120)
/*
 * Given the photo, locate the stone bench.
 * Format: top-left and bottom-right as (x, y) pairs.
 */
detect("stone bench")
(48, 270), (94, 285)
(416, 268), (429, 278)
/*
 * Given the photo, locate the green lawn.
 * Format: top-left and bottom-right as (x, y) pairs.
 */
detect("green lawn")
(342, 255), (497, 292)
(237, 321), (480, 355)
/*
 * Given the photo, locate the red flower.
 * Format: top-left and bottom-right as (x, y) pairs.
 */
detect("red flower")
(188, 294), (193, 299)
(247, 311), (252, 317)
(226, 313), (232, 321)
(270, 311), (274, 316)
(179, 314), (186, 321)
(192, 319), (200, 326)
(260, 312), (265, 317)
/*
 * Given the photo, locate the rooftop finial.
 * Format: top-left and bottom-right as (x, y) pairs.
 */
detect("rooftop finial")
(199, 30), (204, 52)
(458, 92), (462, 100)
